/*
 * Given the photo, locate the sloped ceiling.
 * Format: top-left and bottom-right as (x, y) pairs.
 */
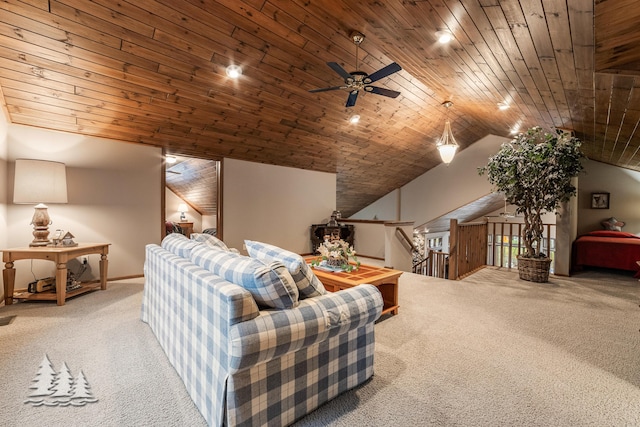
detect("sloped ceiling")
(166, 157), (217, 216)
(0, 0), (639, 218)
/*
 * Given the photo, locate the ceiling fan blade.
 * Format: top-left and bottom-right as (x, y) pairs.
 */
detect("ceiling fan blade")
(346, 90), (359, 107)
(364, 62), (402, 84)
(309, 86), (345, 93)
(365, 86), (401, 98)
(327, 62), (354, 81)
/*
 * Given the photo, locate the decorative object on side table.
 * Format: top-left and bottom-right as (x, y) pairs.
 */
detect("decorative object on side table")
(13, 159), (68, 247)
(311, 238), (360, 272)
(479, 126), (584, 283)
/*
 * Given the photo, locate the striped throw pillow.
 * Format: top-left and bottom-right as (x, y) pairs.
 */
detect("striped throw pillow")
(190, 244), (299, 309)
(161, 233), (201, 258)
(244, 240), (326, 299)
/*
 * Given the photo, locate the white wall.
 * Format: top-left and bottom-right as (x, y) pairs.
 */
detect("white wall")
(0, 112), (8, 302)
(5, 124), (161, 288)
(401, 134), (509, 225)
(223, 158), (335, 254)
(340, 220), (386, 259)
(349, 189), (399, 221)
(577, 159), (640, 235)
(351, 135), (509, 225)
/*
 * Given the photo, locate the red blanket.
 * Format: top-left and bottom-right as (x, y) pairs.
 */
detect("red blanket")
(573, 230), (640, 273)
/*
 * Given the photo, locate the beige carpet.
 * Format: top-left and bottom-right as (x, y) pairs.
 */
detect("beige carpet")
(1, 267), (639, 426)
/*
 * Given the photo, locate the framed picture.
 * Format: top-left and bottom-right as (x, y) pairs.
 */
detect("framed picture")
(591, 192), (610, 209)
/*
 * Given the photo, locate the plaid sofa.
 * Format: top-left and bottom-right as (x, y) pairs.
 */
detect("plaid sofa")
(141, 240), (383, 426)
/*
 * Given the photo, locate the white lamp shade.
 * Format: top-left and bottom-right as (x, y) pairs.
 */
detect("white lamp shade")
(13, 159), (68, 204)
(177, 203), (188, 212)
(438, 144), (458, 164)
(436, 118), (459, 165)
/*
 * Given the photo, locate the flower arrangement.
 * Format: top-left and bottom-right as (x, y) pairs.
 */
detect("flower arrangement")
(312, 239), (360, 272)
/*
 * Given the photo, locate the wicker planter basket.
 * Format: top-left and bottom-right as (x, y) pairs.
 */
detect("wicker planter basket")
(517, 256), (552, 283)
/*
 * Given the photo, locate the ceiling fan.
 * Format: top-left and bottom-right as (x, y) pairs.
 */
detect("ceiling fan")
(309, 32), (402, 107)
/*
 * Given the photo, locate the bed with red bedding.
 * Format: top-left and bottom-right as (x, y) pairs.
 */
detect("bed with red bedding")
(572, 230), (640, 274)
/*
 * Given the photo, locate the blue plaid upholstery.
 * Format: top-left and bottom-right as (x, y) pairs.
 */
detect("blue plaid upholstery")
(191, 233), (230, 251)
(141, 243), (383, 427)
(245, 240), (327, 298)
(161, 232), (201, 258)
(190, 244), (299, 309)
(141, 245), (259, 426)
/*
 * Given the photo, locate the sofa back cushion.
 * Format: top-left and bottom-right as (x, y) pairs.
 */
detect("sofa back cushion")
(190, 245), (299, 309)
(244, 240), (327, 299)
(191, 233), (231, 251)
(161, 233), (201, 258)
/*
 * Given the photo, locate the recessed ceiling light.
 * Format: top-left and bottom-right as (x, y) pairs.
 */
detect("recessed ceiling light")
(349, 114), (360, 124)
(498, 102), (510, 110)
(436, 30), (453, 44)
(226, 64), (242, 79)
(166, 155), (177, 164)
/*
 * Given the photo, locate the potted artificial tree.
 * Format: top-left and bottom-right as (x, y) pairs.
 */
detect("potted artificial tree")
(479, 127), (584, 282)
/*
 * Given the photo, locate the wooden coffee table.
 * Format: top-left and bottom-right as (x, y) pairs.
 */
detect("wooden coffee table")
(308, 260), (402, 315)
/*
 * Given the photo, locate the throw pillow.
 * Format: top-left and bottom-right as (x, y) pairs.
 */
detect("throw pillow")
(161, 233), (201, 258)
(601, 217), (625, 232)
(245, 240), (327, 299)
(191, 233), (230, 251)
(190, 244), (299, 309)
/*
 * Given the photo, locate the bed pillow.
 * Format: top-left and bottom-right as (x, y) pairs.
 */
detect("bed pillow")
(244, 240), (327, 299)
(190, 244), (299, 309)
(161, 233), (201, 258)
(587, 230), (638, 239)
(601, 217), (625, 231)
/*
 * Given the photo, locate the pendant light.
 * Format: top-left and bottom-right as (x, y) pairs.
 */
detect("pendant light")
(437, 101), (459, 164)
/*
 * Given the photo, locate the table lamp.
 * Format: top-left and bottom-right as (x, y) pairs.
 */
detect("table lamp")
(13, 159), (68, 246)
(178, 203), (188, 221)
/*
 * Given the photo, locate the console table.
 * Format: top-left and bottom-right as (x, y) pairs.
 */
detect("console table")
(2, 243), (110, 306)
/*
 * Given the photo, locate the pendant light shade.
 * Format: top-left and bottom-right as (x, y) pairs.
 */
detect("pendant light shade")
(437, 101), (459, 164)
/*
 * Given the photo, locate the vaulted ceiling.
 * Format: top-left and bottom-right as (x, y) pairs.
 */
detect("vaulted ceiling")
(1, 0), (638, 217)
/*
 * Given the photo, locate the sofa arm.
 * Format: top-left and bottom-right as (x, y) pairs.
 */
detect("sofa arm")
(228, 284), (382, 372)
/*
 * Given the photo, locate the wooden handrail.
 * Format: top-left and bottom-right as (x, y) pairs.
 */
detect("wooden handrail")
(395, 227), (418, 254)
(413, 219), (555, 280)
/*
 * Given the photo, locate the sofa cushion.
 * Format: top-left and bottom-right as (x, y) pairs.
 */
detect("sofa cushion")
(190, 244), (299, 309)
(161, 233), (201, 258)
(244, 240), (327, 299)
(191, 233), (230, 251)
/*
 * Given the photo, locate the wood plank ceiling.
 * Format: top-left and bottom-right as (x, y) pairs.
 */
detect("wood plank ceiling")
(166, 157), (217, 217)
(0, 0), (638, 217)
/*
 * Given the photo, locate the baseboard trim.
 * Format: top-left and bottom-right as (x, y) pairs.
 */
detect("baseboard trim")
(84, 274), (144, 285)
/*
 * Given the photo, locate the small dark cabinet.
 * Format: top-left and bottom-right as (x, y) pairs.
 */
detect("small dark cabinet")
(310, 224), (355, 253)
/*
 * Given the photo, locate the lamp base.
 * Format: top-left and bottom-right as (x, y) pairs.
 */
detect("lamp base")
(29, 203), (52, 247)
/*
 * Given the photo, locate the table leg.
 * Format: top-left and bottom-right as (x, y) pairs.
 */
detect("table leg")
(100, 254), (108, 290)
(56, 262), (67, 306)
(3, 262), (15, 305)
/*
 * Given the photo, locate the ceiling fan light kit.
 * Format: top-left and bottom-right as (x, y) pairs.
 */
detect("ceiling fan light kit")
(309, 32), (402, 107)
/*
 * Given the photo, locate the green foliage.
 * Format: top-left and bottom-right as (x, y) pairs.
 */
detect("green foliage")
(478, 127), (585, 258)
